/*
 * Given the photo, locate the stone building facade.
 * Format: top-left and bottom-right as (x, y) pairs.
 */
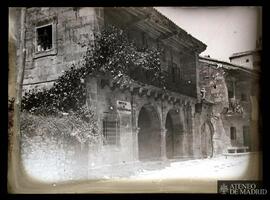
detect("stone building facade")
(199, 56), (260, 153)
(12, 7), (260, 174)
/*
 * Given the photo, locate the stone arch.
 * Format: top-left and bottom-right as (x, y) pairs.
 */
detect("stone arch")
(165, 108), (184, 159)
(137, 104), (161, 161)
(201, 121), (214, 158)
(136, 100), (161, 122)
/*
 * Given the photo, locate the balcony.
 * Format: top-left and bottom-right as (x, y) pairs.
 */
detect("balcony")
(223, 98), (250, 118)
(128, 66), (197, 98)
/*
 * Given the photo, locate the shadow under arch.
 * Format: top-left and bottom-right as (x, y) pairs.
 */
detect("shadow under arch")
(201, 120), (214, 158)
(165, 109), (184, 159)
(137, 104), (161, 161)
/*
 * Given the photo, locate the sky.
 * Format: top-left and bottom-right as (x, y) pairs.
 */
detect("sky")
(156, 7), (261, 61)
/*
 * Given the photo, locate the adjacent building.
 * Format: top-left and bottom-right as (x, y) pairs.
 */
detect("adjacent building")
(229, 48), (261, 72)
(199, 56), (260, 153)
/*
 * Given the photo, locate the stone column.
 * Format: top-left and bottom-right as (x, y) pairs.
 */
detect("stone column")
(133, 127), (140, 161)
(160, 127), (167, 161)
(187, 103), (194, 157)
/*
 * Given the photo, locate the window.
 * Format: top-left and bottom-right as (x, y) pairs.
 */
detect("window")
(141, 32), (148, 49)
(230, 127), (236, 140)
(246, 59), (249, 63)
(145, 69), (151, 82)
(228, 81), (234, 98)
(34, 20), (57, 58)
(171, 62), (178, 83)
(241, 93), (248, 101)
(96, 7), (103, 18)
(176, 67), (180, 81)
(171, 65), (176, 83)
(102, 113), (120, 146)
(178, 57), (182, 80)
(228, 90), (234, 98)
(37, 25), (52, 52)
(160, 46), (168, 61)
(157, 39), (160, 50)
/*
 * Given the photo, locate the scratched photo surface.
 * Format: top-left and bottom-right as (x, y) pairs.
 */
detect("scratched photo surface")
(8, 7), (262, 193)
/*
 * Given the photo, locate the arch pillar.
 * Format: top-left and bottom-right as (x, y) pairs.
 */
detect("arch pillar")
(160, 127), (167, 161)
(132, 126), (140, 161)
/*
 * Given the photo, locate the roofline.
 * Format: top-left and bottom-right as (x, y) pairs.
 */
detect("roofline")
(199, 56), (259, 75)
(229, 49), (261, 59)
(151, 7), (207, 53)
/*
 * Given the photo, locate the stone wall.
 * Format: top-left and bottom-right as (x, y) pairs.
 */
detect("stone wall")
(22, 7), (104, 91)
(199, 61), (229, 106)
(21, 133), (77, 182)
(198, 60), (233, 154)
(20, 113), (89, 182)
(86, 76), (134, 167)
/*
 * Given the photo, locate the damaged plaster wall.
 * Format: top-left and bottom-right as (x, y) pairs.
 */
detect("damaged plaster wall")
(198, 61), (231, 155)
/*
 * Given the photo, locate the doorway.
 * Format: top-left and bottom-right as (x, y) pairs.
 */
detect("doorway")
(138, 105), (161, 161)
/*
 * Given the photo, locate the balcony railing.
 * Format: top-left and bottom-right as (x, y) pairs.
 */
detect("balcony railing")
(223, 98), (251, 117)
(128, 67), (197, 98)
(228, 98), (244, 114)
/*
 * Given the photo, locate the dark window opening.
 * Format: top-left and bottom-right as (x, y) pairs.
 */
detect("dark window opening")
(241, 93), (248, 101)
(103, 113), (120, 146)
(177, 67), (181, 81)
(96, 8), (102, 17)
(141, 32), (148, 49)
(178, 58), (182, 80)
(145, 70), (151, 82)
(228, 89), (234, 98)
(246, 59), (249, 63)
(157, 39), (160, 50)
(36, 25), (52, 52)
(171, 63), (178, 83)
(230, 127), (236, 140)
(172, 66), (176, 83)
(127, 31), (131, 42)
(161, 45), (168, 61)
